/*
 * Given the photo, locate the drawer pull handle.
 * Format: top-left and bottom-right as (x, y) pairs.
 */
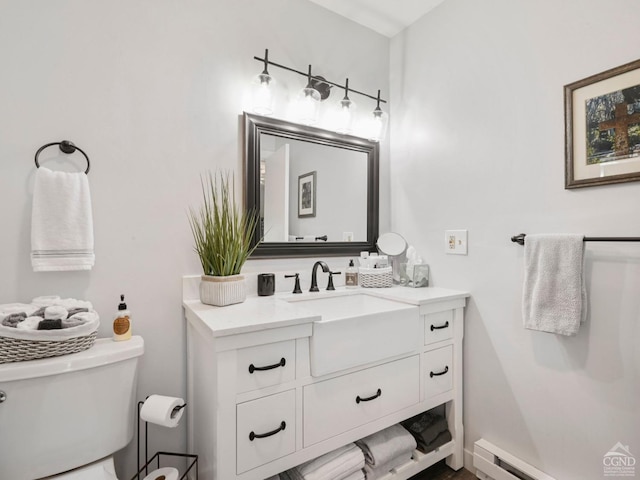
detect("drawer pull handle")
(248, 357), (286, 374)
(356, 388), (382, 404)
(430, 366), (449, 377)
(430, 321), (449, 331)
(249, 421), (286, 441)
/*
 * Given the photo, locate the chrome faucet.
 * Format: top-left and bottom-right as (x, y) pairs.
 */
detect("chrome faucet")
(310, 261), (330, 292)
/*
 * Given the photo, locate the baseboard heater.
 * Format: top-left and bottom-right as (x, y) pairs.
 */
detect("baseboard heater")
(473, 439), (557, 480)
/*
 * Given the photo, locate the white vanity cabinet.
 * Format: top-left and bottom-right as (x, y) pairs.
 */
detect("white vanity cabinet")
(184, 285), (468, 480)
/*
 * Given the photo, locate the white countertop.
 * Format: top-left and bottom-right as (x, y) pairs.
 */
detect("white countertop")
(183, 285), (469, 338)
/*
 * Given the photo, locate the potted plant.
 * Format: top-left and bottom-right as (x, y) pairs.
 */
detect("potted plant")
(188, 171), (259, 306)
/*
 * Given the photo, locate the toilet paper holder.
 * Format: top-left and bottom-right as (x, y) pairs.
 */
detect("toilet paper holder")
(130, 397), (198, 480)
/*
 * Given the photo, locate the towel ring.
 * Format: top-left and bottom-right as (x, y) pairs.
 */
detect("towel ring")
(34, 140), (90, 174)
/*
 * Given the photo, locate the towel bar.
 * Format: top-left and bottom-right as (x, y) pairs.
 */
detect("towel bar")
(34, 140), (90, 174)
(511, 233), (640, 245)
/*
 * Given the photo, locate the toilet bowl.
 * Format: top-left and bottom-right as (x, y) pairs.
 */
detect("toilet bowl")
(0, 336), (144, 480)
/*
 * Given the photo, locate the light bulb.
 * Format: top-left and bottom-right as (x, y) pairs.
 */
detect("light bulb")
(296, 86), (321, 125)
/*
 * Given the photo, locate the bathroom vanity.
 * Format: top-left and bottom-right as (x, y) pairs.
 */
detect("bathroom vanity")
(183, 281), (468, 480)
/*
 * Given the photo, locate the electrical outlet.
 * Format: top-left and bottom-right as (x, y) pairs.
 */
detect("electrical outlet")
(445, 230), (468, 255)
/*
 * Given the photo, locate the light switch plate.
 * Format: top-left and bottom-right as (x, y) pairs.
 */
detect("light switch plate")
(445, 230), (468, 255)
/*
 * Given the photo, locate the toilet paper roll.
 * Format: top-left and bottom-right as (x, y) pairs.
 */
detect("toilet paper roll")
(142, 467), (179, 480)
(140, 395), (185, 428)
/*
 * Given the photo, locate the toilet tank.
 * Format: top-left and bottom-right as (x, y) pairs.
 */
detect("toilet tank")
(0, 336), (144, 480)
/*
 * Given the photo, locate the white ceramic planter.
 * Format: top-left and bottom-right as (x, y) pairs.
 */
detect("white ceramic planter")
(200, 274), (246, 307)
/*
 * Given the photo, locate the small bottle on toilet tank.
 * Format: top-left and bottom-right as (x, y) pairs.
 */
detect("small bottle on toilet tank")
(113, 294), (132, 341)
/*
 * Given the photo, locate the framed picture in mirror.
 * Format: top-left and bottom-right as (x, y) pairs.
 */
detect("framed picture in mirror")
(298, 171), (316, 217)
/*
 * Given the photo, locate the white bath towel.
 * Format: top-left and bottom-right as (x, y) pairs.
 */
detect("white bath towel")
(355, 424), (416, 467)
(292, 443), (365, 480)
(31, 167), (95, 271)
(522, 234), (587, 335)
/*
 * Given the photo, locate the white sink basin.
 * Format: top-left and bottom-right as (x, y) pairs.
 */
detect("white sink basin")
(287, 293), (419, 376)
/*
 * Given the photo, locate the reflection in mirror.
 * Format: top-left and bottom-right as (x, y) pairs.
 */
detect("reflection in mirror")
(260, 134), (368, 242)
(244, 113), (379, 258)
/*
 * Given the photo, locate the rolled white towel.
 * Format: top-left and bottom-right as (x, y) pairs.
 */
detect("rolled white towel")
(31, 296), (60, 308)
(62, 312), (91, 328)
(44, 306), (68, 320)
(16, 317), (41, 331)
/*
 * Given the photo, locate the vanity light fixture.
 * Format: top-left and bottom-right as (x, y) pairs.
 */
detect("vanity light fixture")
(368, 90), (389, 142)
(251, 49), (276, 115)
(251, 50), (388, 140)
(295, 65), (322, 125)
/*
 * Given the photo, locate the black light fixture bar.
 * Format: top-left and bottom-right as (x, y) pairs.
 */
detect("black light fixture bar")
(253, 50), (386, 104)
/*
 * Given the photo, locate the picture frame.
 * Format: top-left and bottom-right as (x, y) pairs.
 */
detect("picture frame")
(298, 171), (316, 217)
(565, 58), (640, 189)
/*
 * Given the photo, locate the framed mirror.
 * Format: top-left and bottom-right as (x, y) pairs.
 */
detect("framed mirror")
(244, 112), (379, 257)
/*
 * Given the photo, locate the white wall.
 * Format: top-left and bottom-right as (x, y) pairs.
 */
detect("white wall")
(0, 1), (389, 477)
(390, 1), (640, 479)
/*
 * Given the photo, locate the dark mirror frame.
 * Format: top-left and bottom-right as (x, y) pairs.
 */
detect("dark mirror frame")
(244, 112), (379, 258)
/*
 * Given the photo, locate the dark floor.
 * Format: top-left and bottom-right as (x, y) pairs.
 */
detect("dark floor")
(409, 460), (476, 480)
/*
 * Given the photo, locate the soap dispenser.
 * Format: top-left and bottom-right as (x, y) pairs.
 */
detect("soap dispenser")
(113, 294), (132, 342)
(345, 259), (358, 288)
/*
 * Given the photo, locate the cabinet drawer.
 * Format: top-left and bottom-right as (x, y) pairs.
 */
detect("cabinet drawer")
(236, 390), (296, 474)
(303, 355), (420, 447)
(236, 340), (296, 393)
(424, 310), (453, 345)
(424, 345), (453, 398)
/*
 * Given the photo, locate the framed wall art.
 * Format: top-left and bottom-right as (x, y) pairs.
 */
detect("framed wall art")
(565, 58), (640, 188)
(298, 171), (316, 217)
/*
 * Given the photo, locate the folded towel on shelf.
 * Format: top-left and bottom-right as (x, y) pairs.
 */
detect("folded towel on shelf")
(419, 430), (452, 454)
(291, 443), (365, 480)
(355, 424), (416, 467)
(341, 469), (365, 480)
(522, 234), (587, 335)
(16, 317), (41, 331)
(31, 167), (95, 272)
(363, 452), (412, 480)
(401, 412), (449, 450)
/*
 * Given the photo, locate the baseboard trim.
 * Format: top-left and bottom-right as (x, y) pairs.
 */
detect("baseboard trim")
(464, 447), (476, 475)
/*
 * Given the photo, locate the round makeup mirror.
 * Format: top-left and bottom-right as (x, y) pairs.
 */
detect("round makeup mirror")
(377, 232), (407, 256)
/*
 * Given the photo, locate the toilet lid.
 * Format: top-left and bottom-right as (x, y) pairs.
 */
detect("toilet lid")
(47, 457), (117, 480)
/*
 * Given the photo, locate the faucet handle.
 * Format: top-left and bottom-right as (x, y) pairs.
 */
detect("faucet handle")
(326, 271), (341, 291)
(284, 273), (302, 294)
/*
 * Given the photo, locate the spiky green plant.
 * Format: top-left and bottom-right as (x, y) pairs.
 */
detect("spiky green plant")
(188, 171), (259, 277)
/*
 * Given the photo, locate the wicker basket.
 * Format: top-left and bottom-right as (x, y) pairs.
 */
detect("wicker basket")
(359, 267), (393, 288)
(0, 331), (98, 364)
(0, 307), (100, 364)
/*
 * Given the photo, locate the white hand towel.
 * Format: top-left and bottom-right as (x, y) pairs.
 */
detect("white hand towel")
(31, 167), (95, 271)
(522, 234), (587, 335)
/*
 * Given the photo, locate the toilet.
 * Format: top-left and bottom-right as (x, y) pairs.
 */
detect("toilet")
(0, 336), (144, 480)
